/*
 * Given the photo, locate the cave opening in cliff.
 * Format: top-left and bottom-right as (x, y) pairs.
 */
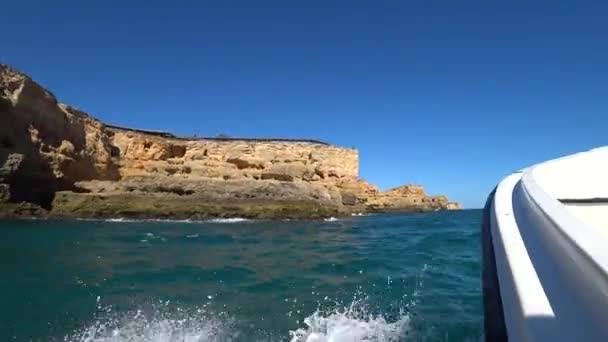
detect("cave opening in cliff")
(110, 145), (120, 158)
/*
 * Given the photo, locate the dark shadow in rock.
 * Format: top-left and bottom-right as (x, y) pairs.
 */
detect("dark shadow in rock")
(0, 74), (119, 210)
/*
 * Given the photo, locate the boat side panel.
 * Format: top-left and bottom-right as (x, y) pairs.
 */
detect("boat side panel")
(481, 187), (508, 342)
(491, 172), (557, 341)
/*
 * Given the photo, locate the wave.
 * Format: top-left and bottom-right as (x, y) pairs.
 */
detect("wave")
(208, 218), (250, 223)
(323, 217), (339, 222)
(104, 218), (132, 223)
(351, 213), (376, 217)
(79, 217), (255, 224)
(76, 217), (137, 223)
(351, 213), (378, 217)
(77, 217), (196, 224)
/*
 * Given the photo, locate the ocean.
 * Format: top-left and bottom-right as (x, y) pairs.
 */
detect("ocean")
(0, 210), (482, 341)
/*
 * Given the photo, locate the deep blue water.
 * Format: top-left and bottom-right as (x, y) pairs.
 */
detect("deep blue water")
(0, 210), (482, 341)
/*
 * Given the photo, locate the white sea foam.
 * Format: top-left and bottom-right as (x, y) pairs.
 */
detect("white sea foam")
(65, 306), (236, 342)
(76, 217), (138, 223)
(289, 308), (409, 342)
(148, 219), (194, 223)
(67, 316), (231, 342)
(85, 218), (196, 224)
(84, 217), (256, 224)
(323, 217), (339, 222)
(67, 296), (409, 342)
(139, 232), (168, 243)
(105, 218), (135, 223)
(208, 218), (250, 223)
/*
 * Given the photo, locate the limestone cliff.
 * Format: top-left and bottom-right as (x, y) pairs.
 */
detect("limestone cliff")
(0, 63), (460, 219)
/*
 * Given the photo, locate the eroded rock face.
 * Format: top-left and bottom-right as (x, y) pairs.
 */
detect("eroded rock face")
(0, 63), (460, 219)
(108, 128), (358, 183)
(0, 64), (119, 209)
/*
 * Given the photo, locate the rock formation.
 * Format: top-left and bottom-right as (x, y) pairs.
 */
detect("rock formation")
(366, 185), (462, 212)
(0, 63), (461, 219)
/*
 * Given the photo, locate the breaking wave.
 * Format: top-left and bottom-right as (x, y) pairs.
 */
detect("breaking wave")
(77, 217), (256, 224)
(77, 217), (196, 224)
(208, 218), (250, 223)
(351, 213), (374, 217)
(104, 218), (137, 223)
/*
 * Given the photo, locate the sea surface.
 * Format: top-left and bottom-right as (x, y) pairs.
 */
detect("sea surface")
(0, 210), (482, 341)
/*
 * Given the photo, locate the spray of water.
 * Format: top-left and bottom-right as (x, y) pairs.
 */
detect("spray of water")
(289, 309), (409, 342)
(65, 301), (237, 342)
(66, 298), (409, 342)
(66, 262), (421, 342)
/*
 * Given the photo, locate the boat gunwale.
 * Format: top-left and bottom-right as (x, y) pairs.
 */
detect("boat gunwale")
(516, 148), (608, 338)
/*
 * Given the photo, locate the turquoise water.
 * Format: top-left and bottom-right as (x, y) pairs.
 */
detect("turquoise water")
(0, 210), (482, 341)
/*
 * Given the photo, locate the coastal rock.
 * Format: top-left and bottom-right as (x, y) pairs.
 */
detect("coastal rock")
(0, 63), (460, 219)
(0, 184), (9, 202)
(447, 202), (463, 210)
(383, 184), (426, 197)
(366, 185), (458, 212)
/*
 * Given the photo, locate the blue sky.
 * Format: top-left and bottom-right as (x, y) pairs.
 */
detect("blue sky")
(2, 1), (607, 208)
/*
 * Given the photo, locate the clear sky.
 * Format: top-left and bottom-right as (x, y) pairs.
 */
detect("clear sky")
(2, 1), (607, 208)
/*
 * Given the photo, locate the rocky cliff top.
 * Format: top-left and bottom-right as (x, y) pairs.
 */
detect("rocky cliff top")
(105, 124), (333, 146)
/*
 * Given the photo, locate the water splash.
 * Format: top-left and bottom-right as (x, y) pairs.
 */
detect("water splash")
(65, 306), (236, 342)
(66, 293), (410, 342)
(289, 309), (408, 342)
(289, 293), (410, 342)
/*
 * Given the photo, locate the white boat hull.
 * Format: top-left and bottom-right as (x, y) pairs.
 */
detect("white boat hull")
(483, 147), (608, 341)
